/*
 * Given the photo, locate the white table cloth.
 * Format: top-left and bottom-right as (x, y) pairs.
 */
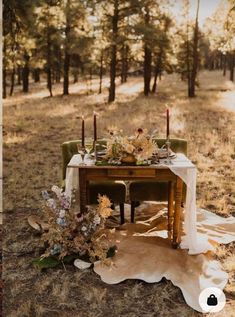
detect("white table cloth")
(65, 153), (213, 255)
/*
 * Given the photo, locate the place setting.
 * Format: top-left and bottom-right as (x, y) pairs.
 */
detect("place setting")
(72, 108), (177, 167)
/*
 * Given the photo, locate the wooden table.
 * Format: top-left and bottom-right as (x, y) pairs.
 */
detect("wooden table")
(70, 164), (183, 248)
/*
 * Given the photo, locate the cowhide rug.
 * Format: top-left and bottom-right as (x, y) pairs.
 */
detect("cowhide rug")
(94, 203), (235, 312)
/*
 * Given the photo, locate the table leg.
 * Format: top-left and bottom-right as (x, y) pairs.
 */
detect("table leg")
(168, 181), (174, 240)
(172, 176), (183, 248)
(79, 168), (88, 213)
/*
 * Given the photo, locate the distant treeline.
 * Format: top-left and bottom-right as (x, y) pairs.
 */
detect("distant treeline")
(3, 0), (235, 101)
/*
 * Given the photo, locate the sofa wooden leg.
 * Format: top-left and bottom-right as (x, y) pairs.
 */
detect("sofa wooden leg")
(120, 203), (125, 224)
(131, 201), (135, 223)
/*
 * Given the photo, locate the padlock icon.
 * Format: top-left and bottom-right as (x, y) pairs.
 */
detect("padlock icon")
(207, 294), (218, 306)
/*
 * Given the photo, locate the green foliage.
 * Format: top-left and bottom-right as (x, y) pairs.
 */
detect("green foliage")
(32, 256), (60, 270)
(106, 245), (117, 258)
(32, 247), (116, 271)
(32, 254), (79, 270)
(3, 0), (37, 70)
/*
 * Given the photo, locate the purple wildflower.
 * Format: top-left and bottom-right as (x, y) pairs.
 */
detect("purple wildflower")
(56, 217), (67, 227)
(41, 190), (50, 200)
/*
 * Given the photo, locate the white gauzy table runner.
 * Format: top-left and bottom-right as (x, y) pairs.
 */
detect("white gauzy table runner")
(65, 154), (213, 255)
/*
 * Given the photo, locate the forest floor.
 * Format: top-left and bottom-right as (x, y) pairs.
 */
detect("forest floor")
(3, 70), (235, 316)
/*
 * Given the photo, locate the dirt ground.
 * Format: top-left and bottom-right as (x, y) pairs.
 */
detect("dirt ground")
(3, 71), (235, 316)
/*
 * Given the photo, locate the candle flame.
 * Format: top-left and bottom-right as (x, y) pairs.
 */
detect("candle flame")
(165, 104), (171, 111)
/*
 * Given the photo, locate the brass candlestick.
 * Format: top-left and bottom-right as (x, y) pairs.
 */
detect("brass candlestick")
(93, 140), (97, 162)
(165, 138), (172, 165)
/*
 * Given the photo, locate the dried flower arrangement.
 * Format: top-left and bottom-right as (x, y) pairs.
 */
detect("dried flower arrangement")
(32, 186), (117, 270)
(105, 127), (158, 163)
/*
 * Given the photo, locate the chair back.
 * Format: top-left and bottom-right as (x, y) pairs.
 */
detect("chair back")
(61, 139), (107, 180)
(154, 138), (187, 155)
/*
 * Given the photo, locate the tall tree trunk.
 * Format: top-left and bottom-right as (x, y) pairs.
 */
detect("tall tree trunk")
(121, 44), (128, 83)
(63, 0), (71, 95)
(152, 50), (163, 93)
(56, 70), (61, 83)
(152, 18), (169, 93)
(108, 41), (117, 102)
(47, 67), (53, 97)
(46, 30), (53, 97)
(124, 45), (128, 83)
(17, 66), (22, 85)
(63, 52), (70, 94)
(229, 53), (234, 82)
(22, 53), (30, 93)
(151, 70), (158, 93)
(219, 52), (223, 70)
(3, 68), (7, 99)
(52, 69), (56, 84)
(99, 49), (103, 94)
(10, 68), (15, 96)
(3, 39), (7, 99)
(189, 0), (200, 98)
(54, 45), (62, 83)
(210, 55), (215, 70)
(223, 54), (227, 76)
(108, 0), (119, 103)
(33, 68), (40, 82)
(121, 45), (125, 84)
(89, 67), (93, 93)
(144, 45), (152, 96)
(55, 58), (61, 83)
(143, 7), (151, 96)
(73, 72), (78, 83)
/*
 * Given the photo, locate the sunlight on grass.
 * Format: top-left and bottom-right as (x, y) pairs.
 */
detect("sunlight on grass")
(4, 133), (30, 145)
(217, 90), (235, 112)
(46, 104), (78, 117)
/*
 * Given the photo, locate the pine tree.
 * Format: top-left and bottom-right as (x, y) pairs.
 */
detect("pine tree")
(34, 1), (63, 96)
(189, 0), (200, 97)
(151, 15), (172, 93)
(204, 0), (235, 81)
(3, 0), (37, 97)
(62, 0), (88, 95)
(134, 1), (171, 96)
(175, 0), (201, 97)
(95, 0), (137, 102)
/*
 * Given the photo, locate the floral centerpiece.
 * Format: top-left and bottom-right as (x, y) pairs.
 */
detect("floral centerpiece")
(32, 186), (117, 269)
(105, 127), (158, 164)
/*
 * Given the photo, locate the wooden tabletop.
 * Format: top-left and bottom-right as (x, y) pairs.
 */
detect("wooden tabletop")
(68, 163), (171, 170)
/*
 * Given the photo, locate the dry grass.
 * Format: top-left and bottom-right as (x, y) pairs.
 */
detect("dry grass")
(3, 70), (235, 316)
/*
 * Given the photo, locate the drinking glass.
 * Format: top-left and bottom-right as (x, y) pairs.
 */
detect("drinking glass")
(165, 139), (172, 165)
(77, 144), (86, 165)
(85, 141), (93, 159)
